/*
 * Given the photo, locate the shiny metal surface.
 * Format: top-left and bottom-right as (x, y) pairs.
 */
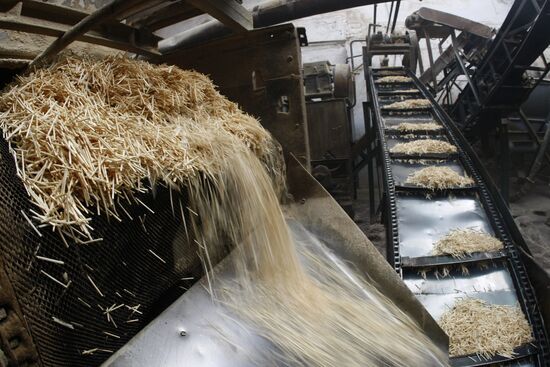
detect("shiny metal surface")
(386, 135), (450, 150)
(397, 194), (494, 258)
(383, 115), (435, 128)
(403, 261), (518, 320)
(104, 217), (446, 367)
(102, 259), (278, 367)
(391, 159), (465, 186)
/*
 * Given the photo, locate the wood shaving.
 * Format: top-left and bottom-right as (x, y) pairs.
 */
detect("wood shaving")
(376, 70), (404, 76)
(390, 139), (458, 155)
(405, 166), (474, 190)
(395, 122), (441, 132)
(432, 229), (504, 257)
(383, 99), (431, 109)
(0, 55), (283, 241)
(439, 298), (533, 359)
(397, 89), (420, 93)
(0, 55), (448, 366)
(376, 76), (413, 84)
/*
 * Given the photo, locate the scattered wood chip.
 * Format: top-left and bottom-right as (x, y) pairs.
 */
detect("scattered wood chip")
(432, 229), (504, 257)
(439, 298), (533, 359)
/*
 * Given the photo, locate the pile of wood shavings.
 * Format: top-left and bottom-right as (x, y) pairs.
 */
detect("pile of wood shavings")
(396, 89), (420, 93)
(0, 55), (282, 241)
(439, 298), (533, 359)
(383, 99), (431, 109)
(405, 166), (474, 189)
(432, 229), (503, 257)
(395, 122), (441, 132)
(376, 76), (413, 84)
(390, 139), (458, 155)
(376, 70), (404, 76)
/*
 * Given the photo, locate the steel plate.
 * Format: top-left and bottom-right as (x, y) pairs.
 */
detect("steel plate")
(396, 194), (495, 258)
(391, 159), (466, 186)
(403, 262), (518, 320)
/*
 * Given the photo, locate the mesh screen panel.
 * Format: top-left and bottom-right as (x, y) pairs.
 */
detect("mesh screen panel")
(0, 137), (204, 366)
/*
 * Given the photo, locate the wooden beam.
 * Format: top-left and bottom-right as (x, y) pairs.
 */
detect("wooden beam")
(28, 0), (150, 69)
(0, 15), (159, 57)
(185, 0), (252, 32)
(129, 1), (203, 30)
(18, 1), (160, 46)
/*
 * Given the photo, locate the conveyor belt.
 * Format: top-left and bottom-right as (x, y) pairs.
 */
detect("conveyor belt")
(366, 67), (549, 366)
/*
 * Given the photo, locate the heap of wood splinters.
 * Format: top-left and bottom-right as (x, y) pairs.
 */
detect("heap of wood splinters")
(432, 229), (504, 257)
(0, 55), (282, 242)
(439, 299), (533, 359)
(406, 166), (474, 190)
(376, 76), (413, 83)
(396, 122), (441, 132)
(0, 56), (448, 366)
(390, 139), (458, 155)
(384, 99), (431, 109)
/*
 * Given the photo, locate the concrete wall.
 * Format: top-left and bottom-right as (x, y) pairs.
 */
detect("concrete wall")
(286, 0), (515, 140)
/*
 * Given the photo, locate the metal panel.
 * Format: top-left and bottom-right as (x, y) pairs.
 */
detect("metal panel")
(391, 160), (465, 186)
(160, 24), (310, 167)
(396, 194), (495, 258)
(306, 99), (351, 160)
(103, 217), (447, 366)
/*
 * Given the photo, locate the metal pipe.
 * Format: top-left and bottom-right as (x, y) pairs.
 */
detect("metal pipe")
(390, 0), (400, 33)
(159, 20), (231, 54)
(160, 0), (389, 53)
(253, 0), (389, 28)
(386, 1), (394, 34)
(373, 4), (377, 33)
(30, 0), (149, 68)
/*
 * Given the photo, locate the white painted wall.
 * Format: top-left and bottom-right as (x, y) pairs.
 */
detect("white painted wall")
(283, 0), (515, 140)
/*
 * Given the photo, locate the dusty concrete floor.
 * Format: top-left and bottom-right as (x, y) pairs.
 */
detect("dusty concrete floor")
(480, 146), (550, 275)
(509, 181), (550, 273)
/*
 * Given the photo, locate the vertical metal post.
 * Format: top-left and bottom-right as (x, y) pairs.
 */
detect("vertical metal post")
(386, 1), (394, 34)
(451, 30), (481, 105)
(423, 29), (437, 90)
(527, 112), (550, 181)
(373, 4), (377, 34)
(390, 0), (401, 33)
(363, 102), (376, 222)
(518, 108), (550, 166)
(499, 119), (510, 204)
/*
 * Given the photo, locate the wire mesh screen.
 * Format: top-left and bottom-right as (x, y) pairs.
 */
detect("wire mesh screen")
(0, 137), (204, 366)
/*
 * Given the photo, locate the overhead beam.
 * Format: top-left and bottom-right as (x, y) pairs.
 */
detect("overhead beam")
(128, 1), (202, 30)
(185, 0), (252, 32)
(28, 0), (150, 69)
(0, 15), (160, 57)
(17, 0), (160, 46)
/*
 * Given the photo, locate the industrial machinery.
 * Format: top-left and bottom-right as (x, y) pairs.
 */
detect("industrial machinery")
(365, 31), (420, 72)
(0, 0), (550, 366)
(404, 7), (494, 99)
(404, 3), (550, 198)
(303, 61), (356, 214)
(0, 1), (447, 366)
(364, 64), (550, 366)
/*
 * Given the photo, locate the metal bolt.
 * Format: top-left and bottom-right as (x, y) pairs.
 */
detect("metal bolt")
(180, 330), (187, 337)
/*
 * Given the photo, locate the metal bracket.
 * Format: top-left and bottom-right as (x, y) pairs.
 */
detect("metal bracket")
(297, 27), (308, 47)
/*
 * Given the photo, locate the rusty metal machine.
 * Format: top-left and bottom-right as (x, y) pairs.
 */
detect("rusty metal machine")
(303, 61), (356, 214)
(0, 1), (447, 366)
